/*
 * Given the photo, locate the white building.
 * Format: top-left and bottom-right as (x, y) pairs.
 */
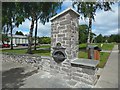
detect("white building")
(8, 34), (28, 45)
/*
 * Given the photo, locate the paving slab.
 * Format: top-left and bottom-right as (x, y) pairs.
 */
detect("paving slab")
(95, 45), (118, 88)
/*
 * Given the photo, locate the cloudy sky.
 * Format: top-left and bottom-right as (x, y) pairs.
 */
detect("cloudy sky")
(13, 1), (119, 37)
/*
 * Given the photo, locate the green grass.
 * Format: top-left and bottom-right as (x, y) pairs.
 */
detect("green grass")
(2, 48), (51, 56)
(98, 52), (110, 68)
(78, 51), (110, 68)
(79, 43), (114, 50)
(32, 50), (50, 56)
(79, 43), (87, 49)
(78, 51), (88, 58)
(91, 43), (114, 50)
(2, 49), (27, 54)
(39, 45), (51, 48)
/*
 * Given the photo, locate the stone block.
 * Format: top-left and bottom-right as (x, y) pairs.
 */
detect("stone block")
(67, 80), (77, 86)
(79, 77), (93, 85)
(65, 13), (71, 18)
(72, 75), (80, 82)
(62, 67), (70, 73)
(51, 38), (56, 42)
(60, 20), (71, 25)
(58, 34), (65, 37)
(72, 72), (83, 77)
(63, 37), (69, 40)
(63, 30), (68, 33)
(58, 26), (66, 30)
(82, 68), (95, 75)
(59, 16), (66, 21)
(71, 67), (77, 72)
(74, 82), (93, 88)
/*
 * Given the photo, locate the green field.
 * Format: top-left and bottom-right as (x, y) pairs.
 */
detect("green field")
(78, 51), (110, 68)
(79, 43), (114, 50)
(38, 45), (51, 48)
(78, 43), (114, 68)
(2, 48), (51, 56)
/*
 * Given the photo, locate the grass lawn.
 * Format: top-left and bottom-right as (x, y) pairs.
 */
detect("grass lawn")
(79, 43), (114, 50)
(98, 52), (110, 68)
(78, 51), (110, 68)
(78, 43), (114, 68)
(2, 48), (51, 56)
(91, 43), (114, 50)
(38, 45), (51, 48)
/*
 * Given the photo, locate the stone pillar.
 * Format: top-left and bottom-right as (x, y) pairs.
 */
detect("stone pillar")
(50, 8), (80, 60)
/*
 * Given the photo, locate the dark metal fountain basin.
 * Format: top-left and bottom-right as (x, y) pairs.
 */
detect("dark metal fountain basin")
(52, 45), (67, 63)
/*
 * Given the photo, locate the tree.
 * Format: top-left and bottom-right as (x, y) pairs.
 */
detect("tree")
(2, 34), (10, 44)
(79, 24), (88, 43)
(73, 1), (114, 45)
(108, 34), (120, 43)
(95, 34), (104, 43)
(15, 31), (24, 36)
(18, 2), (62, 54)
(38, 37), (51, 44)
(34, 2), (62, 50)
(79, 24), (96, 44)
(2, 2), (25, 49)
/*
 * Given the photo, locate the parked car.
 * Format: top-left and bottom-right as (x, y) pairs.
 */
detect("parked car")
(12, 44), (18, 47)
(2, 44), (10, 48)
(22, 44), (28, 46)
(0, 41), (2, 48)
(0, 44), (2, 48)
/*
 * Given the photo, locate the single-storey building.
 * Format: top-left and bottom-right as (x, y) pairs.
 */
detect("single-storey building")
(8, 34), (29, 45)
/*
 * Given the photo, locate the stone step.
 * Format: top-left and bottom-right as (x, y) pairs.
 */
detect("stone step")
(82, 74), (97, 83)
(74, 82), (93, 88)
(79, 77), (93, 85)
(61, 67), (70, 74)
(72, 75), (94, 85)
(62, 64), (70, 68)
(72, 72), (83, 77)
(72, 75), (80, 82)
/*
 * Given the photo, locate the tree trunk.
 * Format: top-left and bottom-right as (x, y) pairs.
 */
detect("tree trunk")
(10, 24), (13, 50)
(87, 15), (92, 45)
(6, 24), (9, 35)
(34, 18), (38, 50)
(2, 40), (4, 45)
(27, 18), (34, 54)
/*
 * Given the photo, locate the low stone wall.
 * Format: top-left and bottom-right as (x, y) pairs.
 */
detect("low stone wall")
(49, 59), (98, 85)
(2, 53), (98, 86)
(2, 53), (42, 69)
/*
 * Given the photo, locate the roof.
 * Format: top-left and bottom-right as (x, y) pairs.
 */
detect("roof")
(8, 34), (28, 38)
(50, 7), (80, 21)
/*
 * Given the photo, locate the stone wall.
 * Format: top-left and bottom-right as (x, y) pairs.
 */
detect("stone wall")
(51, 10), (79, 60)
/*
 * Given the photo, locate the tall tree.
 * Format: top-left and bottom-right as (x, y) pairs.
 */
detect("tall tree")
(15, 31), (24, 36)
(73, 1), (114, 45)
(2, 2), (25, 49)
(34, 2), (62, 50)
(2, 34), (10, 44)
(95, 34), (103, 43)
(79, 24), (88, 44)
(79, 24), (96, 44)
(18, 2), (62, 54)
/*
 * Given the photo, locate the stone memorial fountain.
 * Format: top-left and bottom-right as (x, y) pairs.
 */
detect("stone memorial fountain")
(50, 7), (99, 86)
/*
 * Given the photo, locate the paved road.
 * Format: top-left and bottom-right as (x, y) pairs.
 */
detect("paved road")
(95, 45), (119, 88)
